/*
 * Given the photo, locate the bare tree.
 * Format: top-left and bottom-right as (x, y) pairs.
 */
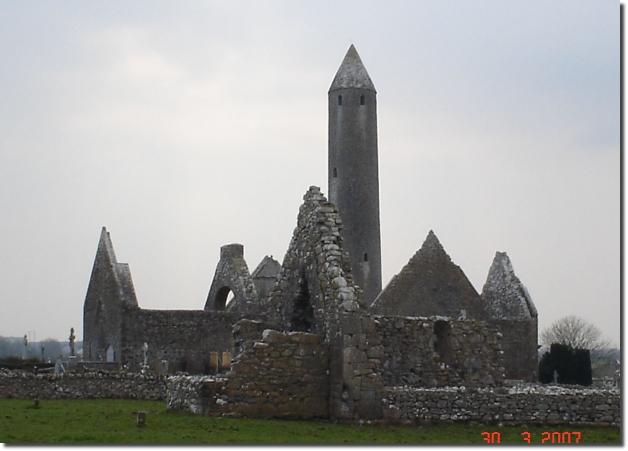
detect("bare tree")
(541, 315), (610, 352)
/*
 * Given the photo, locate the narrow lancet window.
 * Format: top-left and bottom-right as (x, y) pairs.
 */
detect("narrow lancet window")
(364, 253), (368, 261)
(333, 168), (337, 178)
(360, 95), (365, 105)
(338, 95), (342, 105)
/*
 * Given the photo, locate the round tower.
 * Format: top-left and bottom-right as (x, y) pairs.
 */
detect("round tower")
(328, 44), (382, 305)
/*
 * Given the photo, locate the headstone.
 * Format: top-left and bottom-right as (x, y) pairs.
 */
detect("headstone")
(552, 369), (559, 384)
(54, 359), (65, 375)
(136, 411), (146, 427)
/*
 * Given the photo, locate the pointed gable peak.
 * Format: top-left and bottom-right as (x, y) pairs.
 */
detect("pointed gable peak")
(97, 226), (118, 265)
(492, 251), (517, 280)
(371, 229), (482, 318)
(488, 251), (516, 283)
(330, 44), (376, 92)
(482, 251), (537, 319)
(252, 255), (281, 279)
(416, 230), (451, 262)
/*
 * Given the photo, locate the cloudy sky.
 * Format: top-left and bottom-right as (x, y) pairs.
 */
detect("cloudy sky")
(0, 1), (619, 346)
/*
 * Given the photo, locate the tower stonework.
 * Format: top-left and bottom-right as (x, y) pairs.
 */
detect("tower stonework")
(328, 44), (382, 304)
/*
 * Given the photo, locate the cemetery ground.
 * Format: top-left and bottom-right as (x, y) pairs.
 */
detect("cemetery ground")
(0, 399), (620, 444)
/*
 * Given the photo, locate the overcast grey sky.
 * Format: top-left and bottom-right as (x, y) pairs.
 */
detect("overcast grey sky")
(0, 1), (619, 346)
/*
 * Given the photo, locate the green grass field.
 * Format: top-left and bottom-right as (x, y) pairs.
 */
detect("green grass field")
(0, 399), (621, 445)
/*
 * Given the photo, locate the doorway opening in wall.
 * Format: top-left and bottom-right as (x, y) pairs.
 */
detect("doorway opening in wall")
(290, 272), (314, 332)
(215, 287), (235, 310)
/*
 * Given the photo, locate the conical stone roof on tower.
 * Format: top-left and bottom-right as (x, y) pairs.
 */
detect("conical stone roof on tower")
(370, 231), (484, 319)
(330, 44), (376, 91)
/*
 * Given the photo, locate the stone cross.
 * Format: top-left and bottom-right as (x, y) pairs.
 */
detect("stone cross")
(22, 334), (28, 360)
(69, 327), (76, 357)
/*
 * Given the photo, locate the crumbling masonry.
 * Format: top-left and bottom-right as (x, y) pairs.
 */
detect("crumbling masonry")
(82, 45), (545, 422)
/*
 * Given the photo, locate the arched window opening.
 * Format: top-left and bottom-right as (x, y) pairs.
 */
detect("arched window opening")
(338, 95), (343, 105)
(215, 287), (235, 310)
(333, 167), (338, 178)
(105, 344), (115, 363)
(360, 95), (365, 105)
(433, 320), (453, 362)
(290, 273), (314, 332)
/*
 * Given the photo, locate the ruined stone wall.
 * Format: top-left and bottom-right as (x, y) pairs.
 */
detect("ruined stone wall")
(372, 315), (504, 388)
(0, 369), (165, 400)
(383, 385), (620, 426)
(264, 187), (384, 419)
(166, 329), (329, 419)
(204, 244), (259, 316)
(166, 375), (227, 414)
(490, 319), (538, 381)
(264, 187), (359, 335)
(121, 309), (234, 373)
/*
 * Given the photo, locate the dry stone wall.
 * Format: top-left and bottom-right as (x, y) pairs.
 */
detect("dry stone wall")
(166, 375), (227, 414)
(166, 329), (329, 419)
(0, 369), (165, 400)
(383, 385), (620, 426)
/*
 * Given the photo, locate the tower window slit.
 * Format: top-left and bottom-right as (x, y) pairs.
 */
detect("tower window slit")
(338, 95), (342, 105)
(333, 168), (337, 178)
(360, 95), (365, 105)
(364, 253), (368, 262)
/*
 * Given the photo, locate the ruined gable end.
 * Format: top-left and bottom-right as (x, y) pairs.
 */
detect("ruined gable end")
(481, 251), (538, 381)
(83, 227), (137, 362)
(251, 255), (281, 301)
(204, 244), (258, 316)
(370, 230), (484, 319)
(264, 186), (362, 335)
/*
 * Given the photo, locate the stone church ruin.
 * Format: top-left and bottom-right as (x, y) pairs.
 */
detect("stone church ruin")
(73, 45), (618, 425)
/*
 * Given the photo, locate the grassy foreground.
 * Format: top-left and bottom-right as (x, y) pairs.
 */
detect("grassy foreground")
(0, 399), (620, 445)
